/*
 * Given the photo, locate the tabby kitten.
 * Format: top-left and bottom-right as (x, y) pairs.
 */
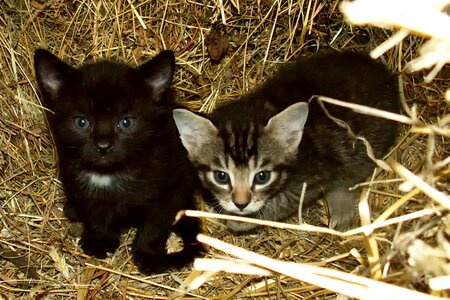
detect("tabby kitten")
(34, 49), (202, 273)
(173, 52), (399, 232)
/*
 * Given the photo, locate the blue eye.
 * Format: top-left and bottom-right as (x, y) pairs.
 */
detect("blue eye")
(73, 117), (90, 130)
(213, 171), (230, 185)
(254, 171), (271, 185)
(117, 117), (136, 130)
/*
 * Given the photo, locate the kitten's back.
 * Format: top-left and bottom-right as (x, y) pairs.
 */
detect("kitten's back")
(245, 51), (399, 158)
(252, 51), (399, 112)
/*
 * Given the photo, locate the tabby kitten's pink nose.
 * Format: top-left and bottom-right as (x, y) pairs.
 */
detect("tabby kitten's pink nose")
(232, 189), (250, 209)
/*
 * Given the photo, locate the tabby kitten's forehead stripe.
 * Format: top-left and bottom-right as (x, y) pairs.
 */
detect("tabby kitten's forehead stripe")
(225, 121), (234, 149)
(222, 123), (259, 165)
(222, 155), (231, 171)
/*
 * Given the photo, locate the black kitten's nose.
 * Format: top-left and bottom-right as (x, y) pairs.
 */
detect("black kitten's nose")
(95, 141), (113, 156)
(234, 202), (249, 210)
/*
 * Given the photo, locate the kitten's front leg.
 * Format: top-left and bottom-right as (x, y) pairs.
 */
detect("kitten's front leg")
(63, 199), (84, 222)
(175, 216), (205, 261)
(132, 221), (172, 274)
(325, 184), (359, 230)
(133, 217), (204, 274)
(80, 221), (121, 259)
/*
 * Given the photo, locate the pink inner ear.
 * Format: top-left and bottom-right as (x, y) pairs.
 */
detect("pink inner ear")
(43, 75), (63, 95)
(184, 134), (199, 147)
(146, 74), (170, 96)
(286, 130), (303, 149)
(286, 130), (303, 146)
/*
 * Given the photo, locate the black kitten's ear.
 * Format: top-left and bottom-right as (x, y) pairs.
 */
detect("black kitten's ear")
(139, 50), (175, 100)
(34, 49), (74, 105)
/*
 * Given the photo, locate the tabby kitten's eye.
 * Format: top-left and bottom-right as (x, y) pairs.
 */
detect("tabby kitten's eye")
(254, 171), (271, 185)
(213, 171), (230, 185)
(117, 117), (136, 130)
(73, 117), (90, 130)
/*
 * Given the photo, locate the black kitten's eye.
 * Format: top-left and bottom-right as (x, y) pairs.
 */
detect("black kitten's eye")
(213, 171), (230, 185)
(73, 117), (90, 130)
(117, 117), (136, 130)
(254, 171), (271, 185)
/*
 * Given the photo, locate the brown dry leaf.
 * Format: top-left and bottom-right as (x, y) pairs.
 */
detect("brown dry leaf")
(206, 29), (230, 62)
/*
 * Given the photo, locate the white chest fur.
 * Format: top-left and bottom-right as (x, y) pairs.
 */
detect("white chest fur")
(87, 173), (114, 188)
(78, 171), (133, 192)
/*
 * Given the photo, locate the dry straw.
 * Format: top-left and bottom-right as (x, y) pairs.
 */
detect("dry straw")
(190, 0), (450, 298)
(0, 0), (448, 299)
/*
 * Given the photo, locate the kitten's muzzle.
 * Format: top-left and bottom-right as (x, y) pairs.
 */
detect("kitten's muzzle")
(234, 202), (249, 210)
(232, 189), (251, 210)
(95, 140), (114, 156)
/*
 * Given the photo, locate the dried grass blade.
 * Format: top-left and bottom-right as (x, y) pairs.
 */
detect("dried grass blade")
(196, 234), (443, 300)
(391, 161), (450, 209)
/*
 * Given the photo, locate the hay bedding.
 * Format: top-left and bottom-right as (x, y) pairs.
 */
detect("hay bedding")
(0, 0), (448, 299)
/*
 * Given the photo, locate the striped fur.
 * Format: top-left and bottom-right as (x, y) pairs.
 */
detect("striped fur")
(174, 51), (399, 232)
(174, 103), (310, 232)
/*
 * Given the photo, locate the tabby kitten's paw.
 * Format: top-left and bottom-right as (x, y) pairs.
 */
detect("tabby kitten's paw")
(326, 187), (358, 231)
(328, 209), (355, 231)
(80, 235), (120, 259)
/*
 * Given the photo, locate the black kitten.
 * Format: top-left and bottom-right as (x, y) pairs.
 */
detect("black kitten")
(34, 49), (203, 273)
(173, 51), (399, 231)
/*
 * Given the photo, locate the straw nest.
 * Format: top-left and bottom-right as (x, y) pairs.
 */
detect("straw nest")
(0, 0), (449, 299)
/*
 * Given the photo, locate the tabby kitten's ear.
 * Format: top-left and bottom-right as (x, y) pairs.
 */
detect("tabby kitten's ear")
(172, 109), (218, 157)
(34, 49), (75, 106)
(139, 50), (175, 101)
(264, 102), (309, 153)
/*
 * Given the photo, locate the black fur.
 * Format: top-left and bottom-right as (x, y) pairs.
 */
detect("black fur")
(34, 49), (203, 274)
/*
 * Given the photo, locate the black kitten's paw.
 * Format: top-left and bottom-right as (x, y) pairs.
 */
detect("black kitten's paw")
(134, 244), (204, 275)
(80, 235), (120, 259)
(133, 251), (172, 274)
(68, 222), (83, 237)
